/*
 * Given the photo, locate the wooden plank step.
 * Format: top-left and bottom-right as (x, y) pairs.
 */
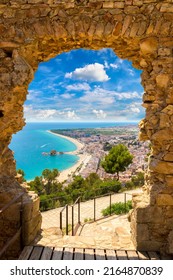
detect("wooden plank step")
(116, 250), (128, 260)
(85, 249), (95, 260)
(29, 246), (43, 260)
(52, 247), (63, 260)
(148, 251), (160, 260)
(95, 249), (106, 260)
(74, 248), (84, 260)
(138, 251), (149, 260)
(63, 248), (74, 260)
(41, 247), (53, 260)
(106, 249), (117, 260)
(18, 246), (33, 260)
(19, 246), (162, 260)
(126, 250), (139, 260)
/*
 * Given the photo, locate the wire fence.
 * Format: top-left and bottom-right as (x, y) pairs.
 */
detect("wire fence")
(41, 191), (133, 235)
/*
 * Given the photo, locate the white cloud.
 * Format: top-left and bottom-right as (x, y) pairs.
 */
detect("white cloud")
(104, 61), (109, 69)
(104, 61), (119, 70)
(128, 69), (135, 76)
(79, 87), (142, 107)
(117, 58), (124, 64)
(24, 106), (57, 119)
(27, 90), (42, 101)
(66, 110), (79, 120)
(110, 63), (118, 69)
(66, 83), (91, 91)
(24, 105), (80, 121)
(61, 93), (75, 99)
(79, 89), (115, 105)
(127, 103), (141, 114)
(92, 109), (107, 119)
(65, 63), (110, 82)
(131, 107), (140, 113)
(118, 91), (142, 100)
(39, 65), (52, 73)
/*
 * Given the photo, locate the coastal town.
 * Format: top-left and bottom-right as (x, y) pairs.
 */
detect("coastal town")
(50, 125), (150, 184)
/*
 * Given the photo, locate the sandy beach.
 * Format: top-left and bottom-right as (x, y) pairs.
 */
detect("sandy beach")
(47, 130), (91, 182)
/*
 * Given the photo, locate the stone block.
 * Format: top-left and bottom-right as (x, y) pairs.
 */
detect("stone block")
(160, 4), (173, 13)
(121, 15), (132, 35)
(53, 22), (67, 38)
(3, 203), (21, 221)
(114, 2), (124, 9)
(125, 0), (133, 4)
(165, 218), (173, 230)
(164, 153), (173, 162)
(167, 230), (173, 254)
(150, 159), (173, 175)
(166, 204), (173, 214)
(136, 240), (162, 251)
(160, 113), (170, 129)
(136, 205), (164, 224)
(152, 129), (173, 143)
(140, 37), (158, 55)
(23, 195), (40, 222)
(157, 194), (173, 206)
(133, 0), (143, 6)
(22, 212), (42, 245)
(158, 48), (172, 57)
(162, 105), (173, 115)
(124, 6), (140, 14)
(165, 176), (173, 188)
(113, 22), (122, 36)
(138, 21), (147, 36)
(136, 223), (149, 241)
(130, 22), (139, 38)
(139, 58), (148, 68)
(103, 2), (114, 9)
(156, 74), (170, 89)
(95, 22), (105, 38)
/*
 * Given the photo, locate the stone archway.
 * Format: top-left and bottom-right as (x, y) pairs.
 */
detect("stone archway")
(0, 0), (173, 257)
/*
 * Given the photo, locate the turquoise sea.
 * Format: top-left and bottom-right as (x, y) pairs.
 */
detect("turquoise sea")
(9, 122), (137, 181)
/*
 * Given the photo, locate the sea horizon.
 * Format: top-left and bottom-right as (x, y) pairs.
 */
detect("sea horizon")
(10, 121), (139, 181)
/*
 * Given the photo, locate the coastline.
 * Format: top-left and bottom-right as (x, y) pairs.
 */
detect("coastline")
(47, 130), (91, 182)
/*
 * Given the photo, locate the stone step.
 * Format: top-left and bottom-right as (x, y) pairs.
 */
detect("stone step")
(33, 214), (135, 250)
(34, 230), (135, 250)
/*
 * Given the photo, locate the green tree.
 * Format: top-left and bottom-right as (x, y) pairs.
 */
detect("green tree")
(42, 168), (60, 195)
(98, 179), (121, 195)
(16, 168), (26, 182)
(85, 173), (101, 187)
(29, 176), (43, 195)
(101, 144), (133, 180)
(65, 175), (86, 201)
(131, 172), (144, 187)
(17, 168), (25, 177)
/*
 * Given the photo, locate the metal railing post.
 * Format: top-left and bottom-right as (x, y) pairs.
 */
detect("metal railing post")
(72, 206), (74, 236)
(66, 205), (68, 235)
(78, 198), (80, 224)
(94, 197), (96, 221)
(60, 212), (62, 231)
(124, 193), (127, 213)
(110, 193), (112, 216)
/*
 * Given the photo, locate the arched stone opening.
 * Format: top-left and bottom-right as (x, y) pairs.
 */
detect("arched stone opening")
(0, 0), (173, 258)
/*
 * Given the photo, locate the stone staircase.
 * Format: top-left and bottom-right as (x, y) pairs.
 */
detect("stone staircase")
(33, 214), (135, 250)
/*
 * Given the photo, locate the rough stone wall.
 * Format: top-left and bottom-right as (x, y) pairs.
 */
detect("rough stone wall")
(0, 0), (173, 257)
(0, 190), (41, 259)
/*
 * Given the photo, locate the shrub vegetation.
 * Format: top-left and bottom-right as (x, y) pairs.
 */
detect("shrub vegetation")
(101, 200), (132, 216)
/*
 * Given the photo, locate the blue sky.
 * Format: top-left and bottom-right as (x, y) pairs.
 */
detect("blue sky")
(25, 48), (145, 122)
